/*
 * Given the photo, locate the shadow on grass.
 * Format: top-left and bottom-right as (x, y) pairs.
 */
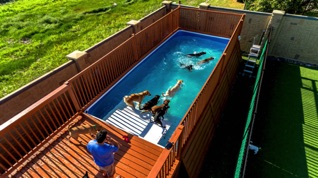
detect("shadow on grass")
(245, 59), (317, 178)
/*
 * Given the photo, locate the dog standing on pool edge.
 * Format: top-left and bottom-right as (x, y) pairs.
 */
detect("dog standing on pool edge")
(123, 90), (151, 109)
(140, 95), (160, 112)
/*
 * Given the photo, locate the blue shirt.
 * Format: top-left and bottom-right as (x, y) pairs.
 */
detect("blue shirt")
(87, 140), (118, 167)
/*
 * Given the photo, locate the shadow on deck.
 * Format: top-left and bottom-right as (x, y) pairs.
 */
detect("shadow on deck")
(9, 114), (164, 177)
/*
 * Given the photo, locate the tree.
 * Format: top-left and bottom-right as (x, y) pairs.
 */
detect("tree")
(246, 0), (318, 14)
(0, 0), (13, 4)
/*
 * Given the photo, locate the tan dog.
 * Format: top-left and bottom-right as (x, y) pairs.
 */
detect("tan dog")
(123, 90), (151, 109)
(68, 124), (103, 142)
(162, 80), (183, 97)
(151, 99), (170, 115)
(197, 57), (214, 65)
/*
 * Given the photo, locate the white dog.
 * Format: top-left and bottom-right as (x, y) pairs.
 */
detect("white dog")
(162, 80), (183, 97)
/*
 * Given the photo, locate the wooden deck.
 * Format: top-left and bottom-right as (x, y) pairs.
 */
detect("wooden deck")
(8, 114), (164, 178)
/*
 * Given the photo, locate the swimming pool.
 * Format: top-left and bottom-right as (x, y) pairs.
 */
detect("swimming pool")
(86, 30), (229, 146)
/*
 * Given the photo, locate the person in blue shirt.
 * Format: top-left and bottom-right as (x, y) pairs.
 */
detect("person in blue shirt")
(87, 129), (119, 177)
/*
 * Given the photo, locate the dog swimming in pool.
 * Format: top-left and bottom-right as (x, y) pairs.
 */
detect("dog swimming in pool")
(162, 80), (183, 97)
(187, 51), (206, 57)
(180, 56), (215, 71)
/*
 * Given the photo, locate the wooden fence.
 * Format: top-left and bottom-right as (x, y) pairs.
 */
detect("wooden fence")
(0, 85), (80, 175)
(67, 8), (180, 110)
(0, 6), (244, 177)
(147, 8), (245, 177)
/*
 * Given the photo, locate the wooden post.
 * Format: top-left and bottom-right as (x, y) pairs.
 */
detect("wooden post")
(162, 1), (172, 12)
(66, 50), (88, 72)
(127, 20), (141, 34)
(199, 2), (210, 9)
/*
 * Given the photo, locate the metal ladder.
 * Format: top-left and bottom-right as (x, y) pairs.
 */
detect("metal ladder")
(242, 44), (261, 78)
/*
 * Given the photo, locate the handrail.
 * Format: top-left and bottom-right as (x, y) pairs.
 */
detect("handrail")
(179, 7), (243, 37)
(147, 125), (184, 178)
(0, 84), (80, 176)
(66, 7), (181, 110)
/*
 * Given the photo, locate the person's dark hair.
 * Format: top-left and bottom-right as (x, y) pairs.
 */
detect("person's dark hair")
(96, 129), (107, 143)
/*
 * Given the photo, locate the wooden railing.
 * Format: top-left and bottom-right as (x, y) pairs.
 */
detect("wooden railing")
(67, 36), (137, 108)
(179, 7), (242, 37)
(67, 8), (181, 110)
(147, 11), (245, 177)
(1, 6), (244, 177)
(0, 85), (80, 175)
(147, 125), (184, 178)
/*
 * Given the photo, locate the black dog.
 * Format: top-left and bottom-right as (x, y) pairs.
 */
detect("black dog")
(187, 51), (206, 57)
(180, 63), (193, 71)
(140, 95), (160, 112)
(153, 105), (170, 128)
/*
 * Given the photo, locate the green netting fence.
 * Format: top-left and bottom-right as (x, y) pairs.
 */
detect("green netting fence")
(234, 39), (268, 178)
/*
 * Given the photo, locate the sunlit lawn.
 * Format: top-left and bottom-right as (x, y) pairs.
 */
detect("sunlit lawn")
(246, 61), (318, 178)
(0, 0), (243, 98)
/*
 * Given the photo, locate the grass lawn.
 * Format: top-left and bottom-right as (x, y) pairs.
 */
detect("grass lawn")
(0, 0), (243, 99)
(246, 60), (318, 178)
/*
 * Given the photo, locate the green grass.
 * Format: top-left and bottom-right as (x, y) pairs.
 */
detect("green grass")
(0, 0), (243, 99)
(246, 61), (318, 178)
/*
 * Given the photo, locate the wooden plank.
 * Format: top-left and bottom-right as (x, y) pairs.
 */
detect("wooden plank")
(84, 113), (163, 154)
(115, 150), (154, 170)
(8, 115), (162, 178)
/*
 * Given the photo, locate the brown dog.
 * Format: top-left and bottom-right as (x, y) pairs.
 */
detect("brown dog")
(151, 99), (170, 115)
(123, 90), (151, 109)
(68, 124), (103, 142)
(197, 57), (214, 65)
(162, 80), (183, 97)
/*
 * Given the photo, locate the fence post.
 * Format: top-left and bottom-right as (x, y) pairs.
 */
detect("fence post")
(64, 82), (82, 112)
(199, 2), (210, 9)
(177, 125), (184, 159)
(66, 50), (88, 72)
(162, 1), (172, 12)
(127, 20), (141, 34)
(268, 10), (285, 56)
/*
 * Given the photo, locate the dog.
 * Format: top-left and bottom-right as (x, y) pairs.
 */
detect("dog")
(153, 104), (170, 128)
(68, 124), (103, 142)
(123, 90), (151, 109)
(151, 99), (170, 115)
(197, 57), (214, 65)
(140, 95), (160, 112)
(180, 63), (193, 71)
(187, 51), (206, 57)
(162, 80), (183, 97)
(180, 57), (214, 71)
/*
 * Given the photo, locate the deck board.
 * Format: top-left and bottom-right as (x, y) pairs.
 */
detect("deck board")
(8, 115), (164, 178)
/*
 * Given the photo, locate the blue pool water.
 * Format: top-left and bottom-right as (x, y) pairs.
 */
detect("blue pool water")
(86, 30), (229, 146)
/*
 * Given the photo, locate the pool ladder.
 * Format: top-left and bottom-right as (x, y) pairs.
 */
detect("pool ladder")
(241, 45), (261, 78)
